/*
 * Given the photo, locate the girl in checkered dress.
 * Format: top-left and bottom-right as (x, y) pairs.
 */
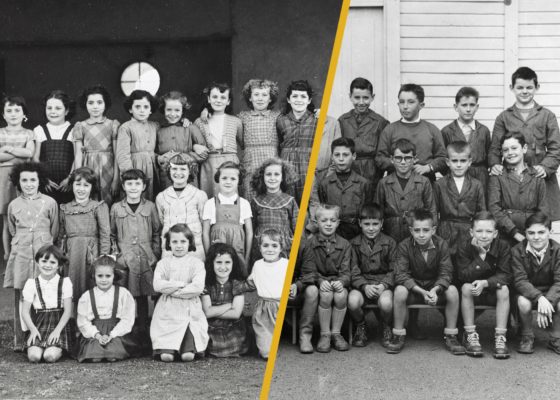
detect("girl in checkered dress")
(0, 96), (35, 265)
(33, 90), (76, 205)
(20, 245), (73, 363)
(238, 79), (281, 202)
(116, 90), (160, 201)
(58, 167), (110, 305)
(72, 85), (120, 206)
(201, 242), (249, 357)
(250, 157), (298, 263)
(276, 80), (318, 204)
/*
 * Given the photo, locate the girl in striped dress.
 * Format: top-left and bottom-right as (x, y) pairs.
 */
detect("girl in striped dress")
(194, 82), (243, 198)
(238, 79), (281, 202)
(72, 85), (120, 206)
(276, 80), (318, 204)
(0, 96), (35, 262)
(20, 245), (73, 362)
(250, 157), (298, 263)
(116, 90), (160, 201)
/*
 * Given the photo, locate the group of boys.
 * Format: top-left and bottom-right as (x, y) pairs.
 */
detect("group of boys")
(290, 67), (560, 359)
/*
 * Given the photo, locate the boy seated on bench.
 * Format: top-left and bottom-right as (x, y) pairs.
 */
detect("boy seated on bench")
(387, 208), (465, 355)
(512, 212), (560, 355)
(456, 211), (512, 359)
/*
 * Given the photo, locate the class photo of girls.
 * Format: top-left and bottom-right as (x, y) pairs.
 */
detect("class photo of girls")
(270, 1), (560, 400)
(0, 0), (344, 399)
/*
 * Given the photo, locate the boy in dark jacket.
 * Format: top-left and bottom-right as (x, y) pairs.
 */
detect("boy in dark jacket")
(456, 211), (511, 359)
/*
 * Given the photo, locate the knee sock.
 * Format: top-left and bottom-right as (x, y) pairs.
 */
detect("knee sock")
(495, 327), (507, 336)
(318, 306), (332, 335)
(464, 325), (476, 333)
(331, 307), (347, 335)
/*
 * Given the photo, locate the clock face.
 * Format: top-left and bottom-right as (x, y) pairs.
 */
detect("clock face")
(120, 62), (160, 96)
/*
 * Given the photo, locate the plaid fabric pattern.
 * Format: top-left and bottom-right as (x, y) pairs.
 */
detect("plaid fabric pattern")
(251, 192), (298, 259)
(73, 118), (120, 205)
(25, 278), (73, 351)
(238, 110), (280, 201)
(39, 124), (74, 184)
(204, 280), (249, 357)
(277, 110), (318, 203)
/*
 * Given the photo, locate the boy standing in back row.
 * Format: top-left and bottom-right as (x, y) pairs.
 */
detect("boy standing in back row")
(338, 78), (389, 190)
(376, 83), (447, 182)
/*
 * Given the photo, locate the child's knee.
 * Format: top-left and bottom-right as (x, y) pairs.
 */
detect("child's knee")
(378, 292), (393, 312)
(461, 283), (472, 297)
(347, 290), (363, 310)
(445, 285), (459, 301)
(333, 290), (348, 307)
(43, 347), (62, 363)
(517, 296), (532, 313)
(319, 290), (334, 306)
(394, 285), (408, 302)
(304, 285), (319, 301)
(496, 285), (509, 300)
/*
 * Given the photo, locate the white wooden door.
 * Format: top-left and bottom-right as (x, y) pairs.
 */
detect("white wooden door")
(327, 3), (386, 120)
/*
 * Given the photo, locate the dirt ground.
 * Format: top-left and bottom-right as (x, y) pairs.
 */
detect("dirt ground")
(269, 311), (560, 400)
(0, 259), (265, 400)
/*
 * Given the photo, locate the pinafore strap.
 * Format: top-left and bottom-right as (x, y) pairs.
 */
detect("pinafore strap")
(88, 289), (100, 320)
(34, 276), (63, 310)
(41, 124), (73, 141)
(111, 286), (120, 319)
(89, 286), (120, 320)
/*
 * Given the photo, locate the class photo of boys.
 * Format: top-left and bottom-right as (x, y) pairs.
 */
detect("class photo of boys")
(0, 1), (344, 399)
(271, 1), (560, 399)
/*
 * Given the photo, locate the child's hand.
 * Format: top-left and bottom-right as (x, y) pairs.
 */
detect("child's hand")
(534, 165), (547, 179)
(537, 296), (554, 328)
(45, 179), (59, 192)
(46, 329), (61, 346)
(289, 283), (297, 299)
(193, 144), (209, 158)
(471, 280), (487, 296)
(27, 328), (42, 346)
(182, 118), (192, 128)
(331, 281), (344, 293)
(514, 233), (525, 243)
(426, 289), (438, 306)
(412, 164), (431, 175)
(490, 164), (504, 176)
(200, 108), (209, 123)
(319, 281), (333, 292)
(102, 334), (112, 345)
(313, 108), (321, 118)
(59, 177), (71, 192)
(364, 284), (379, 299)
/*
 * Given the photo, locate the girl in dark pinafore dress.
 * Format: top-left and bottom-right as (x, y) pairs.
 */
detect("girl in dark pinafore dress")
(33, 90), (76, 205)
(202, 161), (253, 276)
(77, 256), (138, 362)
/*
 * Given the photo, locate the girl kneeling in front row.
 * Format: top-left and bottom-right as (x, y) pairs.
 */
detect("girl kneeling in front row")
(77, 255), (137, 362)
(20, 245), (73, 363)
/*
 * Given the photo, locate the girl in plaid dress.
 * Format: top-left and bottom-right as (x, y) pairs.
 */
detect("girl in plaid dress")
(201, 243), (248, 357)
(116, 90), (160, 201)
(58, 167), (110, 305)
(156, 91), (208, 190)
(276, 80), (318, 204)
(20, 245), (73, 362)
(0, 96), (35, 263)
(250, 158), (298, 263)
(238, 79), (281, 202)
(33, 90), (76, 205)
(73, 85), (120, 206)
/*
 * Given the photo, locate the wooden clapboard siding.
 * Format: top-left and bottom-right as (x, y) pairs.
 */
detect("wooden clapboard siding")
(397, 0), (505, 129)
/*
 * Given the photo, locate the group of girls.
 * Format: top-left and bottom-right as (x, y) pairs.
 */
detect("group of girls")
(0, 77), (315, 363)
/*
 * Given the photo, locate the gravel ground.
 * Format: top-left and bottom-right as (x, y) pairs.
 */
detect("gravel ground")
(269, 310), (560, 400)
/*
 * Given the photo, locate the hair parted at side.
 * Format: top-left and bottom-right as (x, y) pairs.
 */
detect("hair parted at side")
(43, 89), (76, 120)
(455, 86), (479, 104)
(69, 167), (99, 198)
(500, 130), (526, 148)
(123, 89), (158, 114)
(350, 77), (373, 94)
(250, 157), (297, 195)
(204, 242), (244, 286)
(201, 82), (233, 116)
(1, 95), (28, 118)
(35, 244), (68, 270)
(164, 223), (197, 252)
(511, 66), (538, 87)
(213, 161), (242, 184)
(525, 211), (551, 230)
